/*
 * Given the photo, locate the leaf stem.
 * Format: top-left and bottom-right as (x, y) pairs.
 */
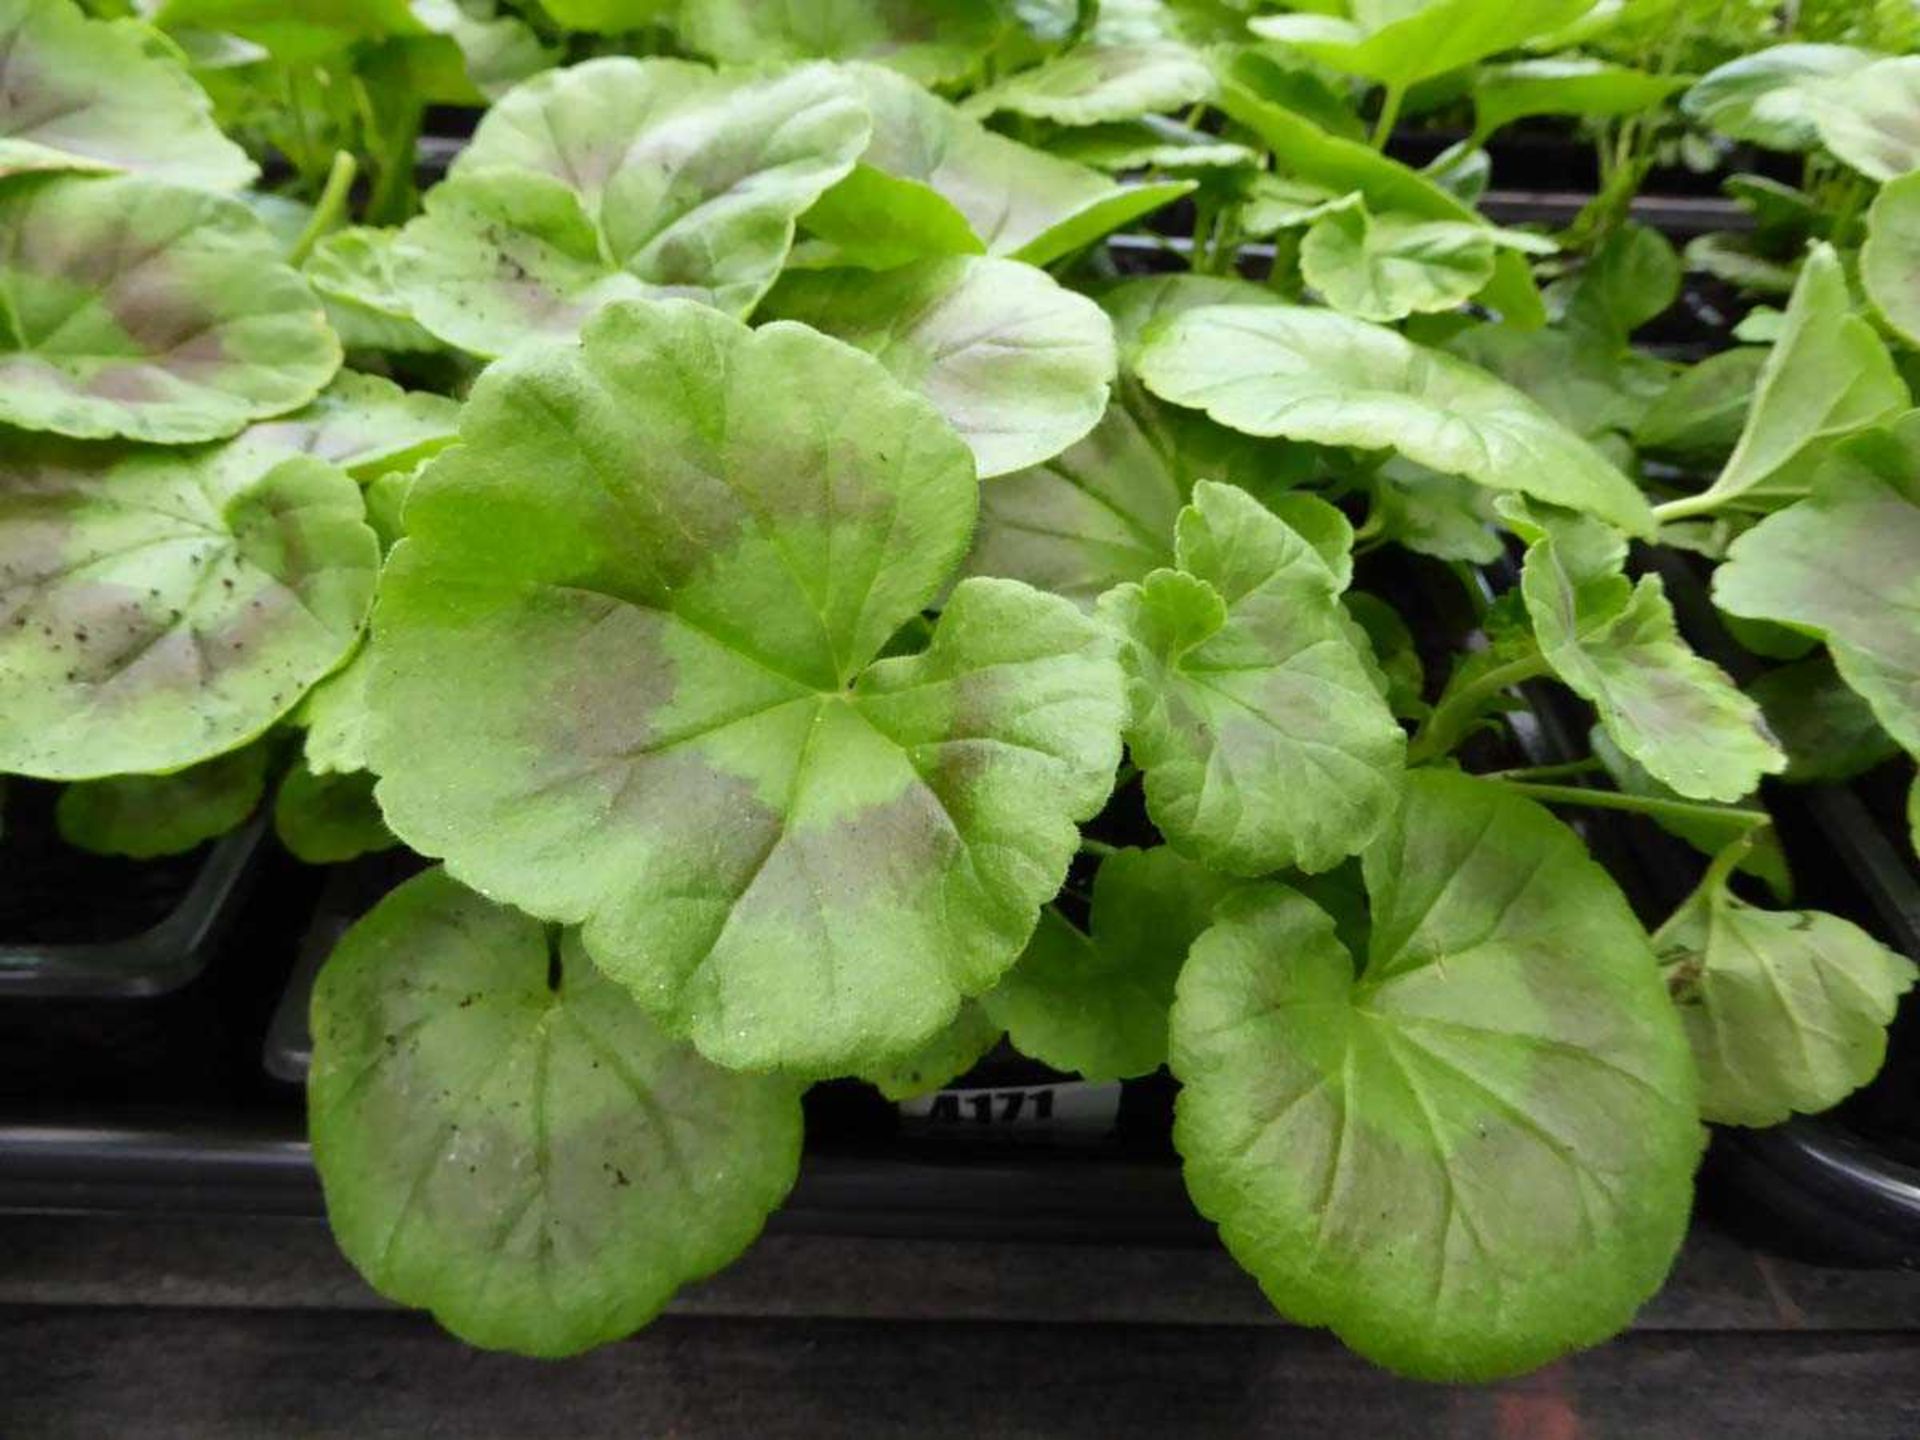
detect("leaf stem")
(1369, 83), (1405, 150)
(1491, 780), (1771, 832)
(1650, 834), (1752, 949)
(1650, 491), (1724, 526)
(1406, 650), (1552, 765)
(288, 151), (357, 267)
(1079, 836), (1120, 858)
(1482, 757), (1606, 783)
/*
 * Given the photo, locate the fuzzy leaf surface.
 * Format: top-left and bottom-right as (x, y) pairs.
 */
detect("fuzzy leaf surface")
(309, 869), (804, 1356)
(1170, 771), (1701, 1381)
(368, 300), (1124, 1075)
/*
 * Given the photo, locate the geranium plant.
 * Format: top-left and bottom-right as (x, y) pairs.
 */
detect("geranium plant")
(3, 0), (1917, 1384)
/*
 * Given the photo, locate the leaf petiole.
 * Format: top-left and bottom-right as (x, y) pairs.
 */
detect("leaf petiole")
(288, 151), (358, 267)
(1491, 779), (1771, 835)
(1406, 649), (1552, 765)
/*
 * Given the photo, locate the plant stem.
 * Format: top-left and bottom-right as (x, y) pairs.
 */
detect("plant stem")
(1079, 836), (1120, 858)
(1650, 491), (1724, 526)
(288, 151), (357, 267)
(1482, 757), (1606, 783)
(1406, 650), (1551, 765)
(1650, 834), (1752, 949)
(1369, 83), (1405, 150)
(1491, 780), (1770, 832)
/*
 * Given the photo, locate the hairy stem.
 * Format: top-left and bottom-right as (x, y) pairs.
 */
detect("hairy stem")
(288, 151), (357, 267)
(1482, 757), (1606, 783)
(1492, 780), (1771, 833)
(1406, 650), (1552, 765)
(1369, 83), (1405, 150)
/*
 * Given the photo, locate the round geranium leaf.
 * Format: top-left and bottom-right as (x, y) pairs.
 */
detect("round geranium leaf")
(1101, 483), (1406, 876)
(676, 0), (1011, 86)
(1171, 770), (1701, 1381)
(963, 374), (1298, 607)
(0, 173), (341, 442)
(239, 371), (461, 479)
(1682, 44), (1875, 151)
(985, 846), (1239, 1082)
(309, 868), (804, 1356)
(803, 64), (1193, 271)
(1657, 878), (1916, 1128)
(1807, 55), (1920, 183)
(0, 0), (256, 188)
(760, 256), (1116, 478)
(56, 741), (268, 858)
(0, 440), (378, 778)
(962, 42), (1216, 126)
(1134, 303), (1654, 536)
(394, 57), (868, 356)
(1863, 171), (1920, 348)
(368, 299), (1124, 1074)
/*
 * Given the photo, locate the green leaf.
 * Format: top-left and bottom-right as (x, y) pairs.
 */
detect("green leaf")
(274, 760), (395, 862)
(1635, 347), (1767, 466)
(1369, 459), (1502, 564)
(1300, 198), (1552, 324)
(309, 868), (804, 1356)
(393, 58), (869, 356)
(1101, 482), (1405, 876)
(1039, 116), (1257, 172)
(794, 162), (984, 271)
(1749, 655), (1901, 783)
(1343, 592), (1429, 722)
(1170, 770), (1701, 1382)
(963, 41), (1214, 125)
(532, 0), (672, 36)
(1683, 232), (1799, 296)
(1133, 302), (1655, 535)
(410, 0), (557, 100)
(1863, 171), (1920, 348)
(239, 372), (460, 481)
(1095, 271), (1283, 360)
(1714, 418), (1920, 756)
(304, 227), (445, 354)
(1682, 43), (1876, 151)
(1213, 49), (1541, 325)
(0, 0), (256, 188)
(1509, 504), (1784, 803)
(1558, 221), (1680, 342)
(1446, 321), (1672, 445)
(963, 373), (1299, 606)
(367, 300), (1123, 1075)
(1656, 871), (1916, 1127)
(299, 645), (375, 775)
(985, 846), (1238, 1081)
(1685, 244), (1907, 516)
(56, 742), (268, 858)
(804, 64), (1191, 271)
(859, 1001), (1001, 1100)
(0, 173), (341, 443)
(1251, 0), (1594, 93)
(0, 440), (378, 779)
(150, 0), (424, 62)
(1471, 58), (1691, 143)
(759, 256), (1116, 478)
(1807, 55), (1920, 182)
(1234, 174), (1353, 237)
(675, 0), (1012, 86)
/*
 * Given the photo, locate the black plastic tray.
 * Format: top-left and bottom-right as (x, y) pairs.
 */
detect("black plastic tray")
(0, 814), (268, 1000)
